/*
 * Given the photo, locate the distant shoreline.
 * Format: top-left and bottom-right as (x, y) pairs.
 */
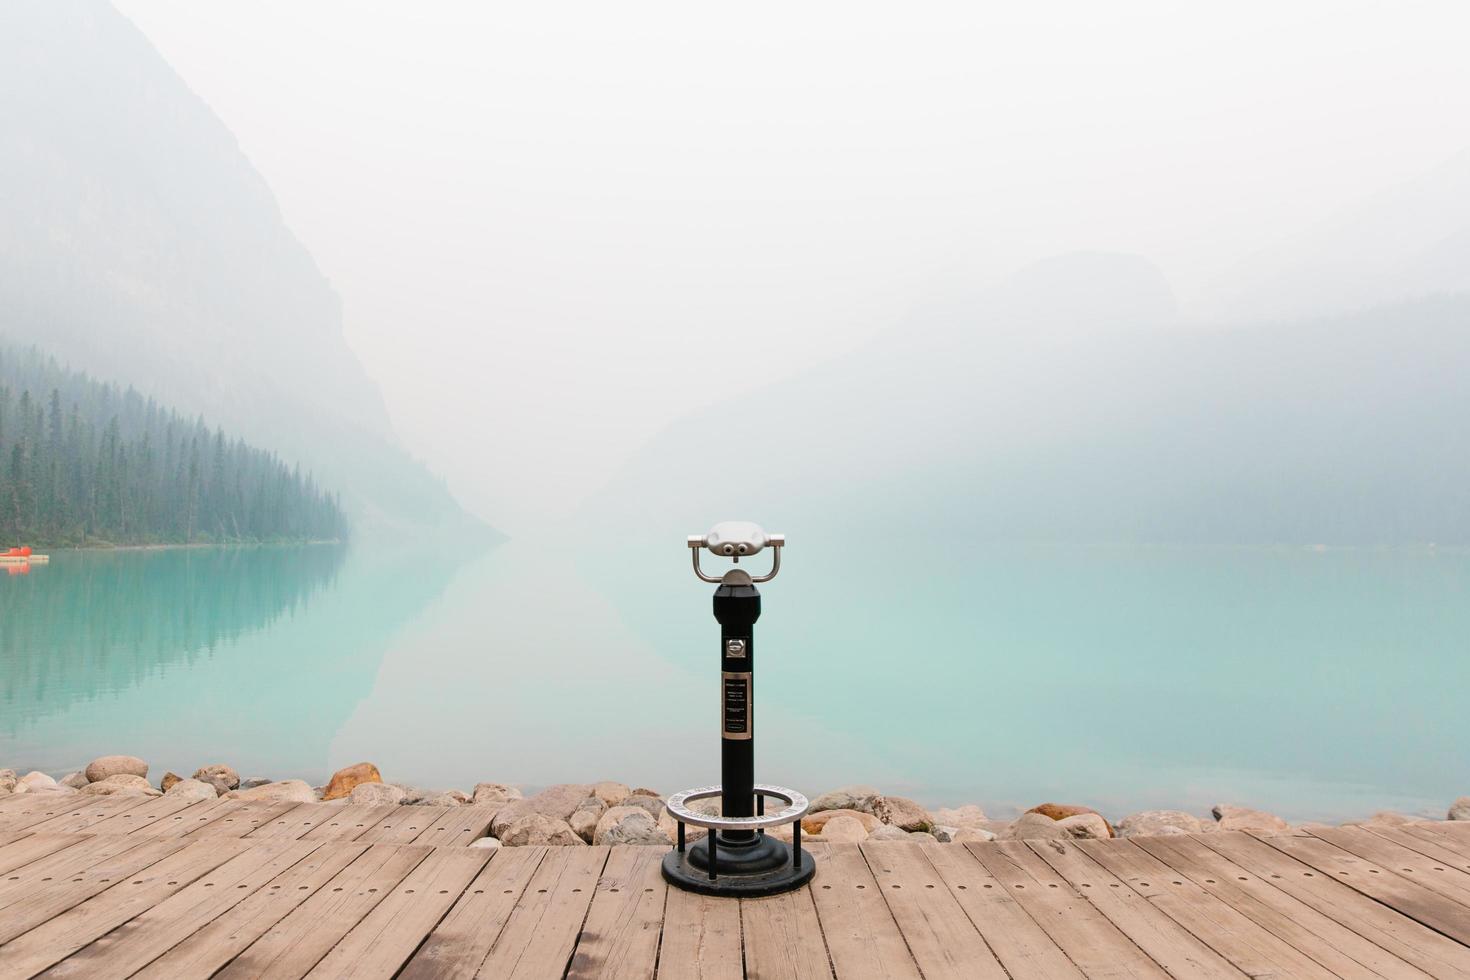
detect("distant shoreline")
(44, 539), (344, 554)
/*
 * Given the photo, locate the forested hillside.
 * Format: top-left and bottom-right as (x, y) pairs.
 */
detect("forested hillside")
(0, 344), (345, 546)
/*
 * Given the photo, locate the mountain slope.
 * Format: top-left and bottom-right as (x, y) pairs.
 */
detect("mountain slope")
(0, 0), (491, 538)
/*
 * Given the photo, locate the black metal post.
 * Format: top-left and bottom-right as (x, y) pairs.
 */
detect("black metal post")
(714, 580), (759, 845)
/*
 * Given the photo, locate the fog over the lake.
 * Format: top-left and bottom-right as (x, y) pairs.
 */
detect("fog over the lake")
(110, 1), (1470, 533)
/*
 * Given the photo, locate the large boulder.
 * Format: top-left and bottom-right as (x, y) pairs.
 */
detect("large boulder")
(323, 763), (382, 801)
(821, 815), (870, 843)
(592, 781), (631, 807)
(622, 794), (665, 821)
(501, 814), (585, 846)
(164, 778), (218, 802)
(85, 755), (148, 783)
(1212, 804), (1290, 833)
(1448, 797), (1470, 821)
(490, 784), (590, 838)
(350, 783), (407, 805)
(1057, 813), (1112, 840)
(422, 790), (470, 807)
(874, 796), (933, 833)
(472, 782), (523, 807)
(226, 779), (317, 804)
(569, 797), (607, 844)
(18, 771), (57, 791)
(1115, 810), (1203, 838)
(80, 774), (160, 797)
(193, 764), (241, 791)
(802, 809), (882, 836)
(1000, 812), (1071, 842)
(809, 785), (881, 815)
(595, 805), (669, 845)
(933, 805), (988, 829)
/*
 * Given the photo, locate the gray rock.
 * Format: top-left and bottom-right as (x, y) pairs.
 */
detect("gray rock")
(809, 785), (881, 815)
(622, 794), (664, 820)
(490, 784), (591, 838)
(907, 831), (939, 844)
(874, 795), (933, 832)
(1000, 812), (1070, 842)
(951, 827), (998, 843)
(472, 782), (524, 808)
(164, 778), (218, 801)
(193, 764), (240, 791)
(593, 781), (631, 807)
(226, 779), (317, 804)
(81, 774), (160, 797)
(501, 814), (585, 846)
(1449, 797), (1470, 821)
(1212, 804), (1290, 833)
(422, 790), (470, 807)
(1116, 810), (1204, 838)
(350, 782), (407, 805)
(85, 755), (148, 783)
(570, 808), (600, 844)
(866, 825), (912, 842)
(239, 776), (271, 790)
(932, 825), (958, 843)
(60, 772), (88, 790)
(595, 805), (669, 845)
(1057, 813), (1112, 840)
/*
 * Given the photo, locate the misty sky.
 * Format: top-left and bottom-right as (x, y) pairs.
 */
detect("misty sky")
(113, 0), (1470, 532)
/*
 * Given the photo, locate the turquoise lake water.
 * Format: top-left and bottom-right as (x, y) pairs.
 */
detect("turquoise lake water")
(1, 539), (1466, 822)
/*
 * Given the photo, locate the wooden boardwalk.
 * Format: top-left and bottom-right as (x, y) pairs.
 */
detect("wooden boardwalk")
(2, 794), (1470, 977)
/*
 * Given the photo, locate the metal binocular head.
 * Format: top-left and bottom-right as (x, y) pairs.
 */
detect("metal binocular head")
(688, 521), (785, 584)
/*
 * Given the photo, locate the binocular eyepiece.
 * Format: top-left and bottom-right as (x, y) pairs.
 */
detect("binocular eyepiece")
(688, 521), (785, 584)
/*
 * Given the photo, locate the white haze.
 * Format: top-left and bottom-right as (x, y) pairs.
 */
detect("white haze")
(112, 0), (1470, 532)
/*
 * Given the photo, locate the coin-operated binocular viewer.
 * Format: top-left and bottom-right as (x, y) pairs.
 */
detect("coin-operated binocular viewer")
(662, 522), (816, 897)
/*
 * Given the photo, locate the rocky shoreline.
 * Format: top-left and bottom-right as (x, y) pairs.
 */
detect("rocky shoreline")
(5, 757), (1467, 848)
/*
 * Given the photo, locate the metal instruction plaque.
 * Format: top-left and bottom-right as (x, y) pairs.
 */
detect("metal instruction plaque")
(722, 671), (752, 740)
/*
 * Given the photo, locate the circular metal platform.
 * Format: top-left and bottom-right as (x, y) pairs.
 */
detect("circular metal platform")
(661, 783), (816, 897)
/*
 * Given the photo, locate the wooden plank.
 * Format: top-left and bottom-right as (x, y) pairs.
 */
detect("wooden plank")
(398, 846), (546, 979)
(82, 793), (210, 836)
(1364, 824), (1470, 876)
(0, 837), (253, 976)
(477, 846), (609, 979)
(0, 833), (90, 877)
(305, 846), (493, 979)
(410, 805), (498, 847)
(1394, 823), (1470, 866)
(132, 842), (370, 979)
(3, 795), (151, 834)
(213, 843), (432, 979)
(801, 843), (922, 980)
(1307, 826), (1470, 907)
(142, 797), (242, 838)
(1255, 832), (1470, 946)
(0, 837), (192, 946)
(1204, 830), (1470, 980)
(1135, 831), (1425, 979)
(566, 845), (668, 980)
(0, 834), (163, 913)
(1076, 837), (1340, 979)
(741, 887), (834, 980)
(301, 804), (402, 842)
(860, 841), (1007, 980)
(916, 841), (1082, 980)
(657, 885), (743, 980)
(355, 805), (451, 844)
(36, 839), (325, 980)
(1025, 839), (1245, 979)
(970, 841), (1170, 979)
(242, 800), (337, 840)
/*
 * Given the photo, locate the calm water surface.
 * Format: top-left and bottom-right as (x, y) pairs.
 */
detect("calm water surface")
(2, 539), (1466, 822)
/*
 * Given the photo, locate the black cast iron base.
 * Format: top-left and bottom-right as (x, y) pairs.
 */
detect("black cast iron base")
(662, 833), (816, 897)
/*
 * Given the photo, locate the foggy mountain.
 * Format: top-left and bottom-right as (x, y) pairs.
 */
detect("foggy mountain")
(1208, 149), (1470, 323)
(585, 250), (1470, 556)
(0, 0), (490, 538)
